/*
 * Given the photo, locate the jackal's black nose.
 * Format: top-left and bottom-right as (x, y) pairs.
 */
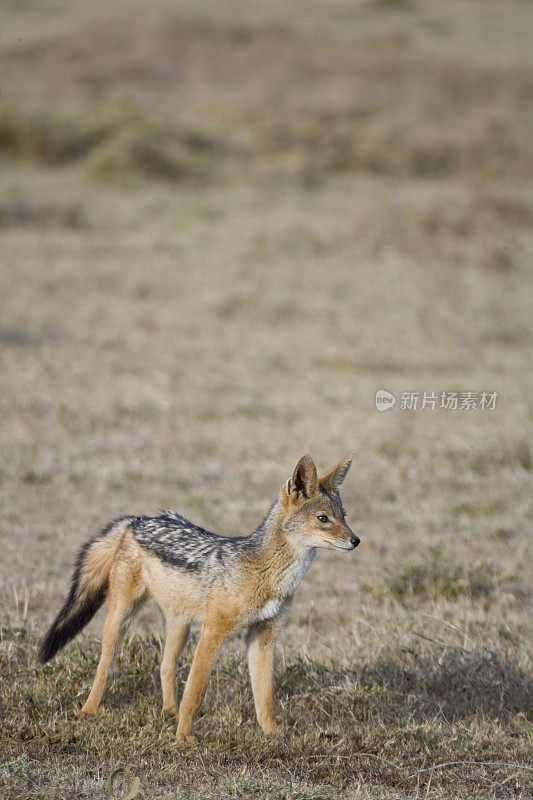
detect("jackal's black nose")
(350, 535), (360, 548)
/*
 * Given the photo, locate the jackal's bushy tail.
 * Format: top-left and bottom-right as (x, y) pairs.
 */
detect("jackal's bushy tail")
(38, 519), (129, 663)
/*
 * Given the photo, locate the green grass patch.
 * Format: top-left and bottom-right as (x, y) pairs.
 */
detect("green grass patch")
(0, 106), (119, 164)
(386, 547), (524, 603)
(0, 105), (223, 183)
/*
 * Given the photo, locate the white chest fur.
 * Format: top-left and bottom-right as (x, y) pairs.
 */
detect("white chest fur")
(256, 597), (284, 622)
(254, 548), (316, 623)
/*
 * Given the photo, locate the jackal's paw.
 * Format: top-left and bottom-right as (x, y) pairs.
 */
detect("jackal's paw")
(261, 721), (279, 736)
(76, 707), (97, 720)
(163, 705), (179, 720)
(176, 730), (197, 744)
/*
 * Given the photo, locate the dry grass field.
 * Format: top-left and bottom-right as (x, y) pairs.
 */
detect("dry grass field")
(1, 1), (532, 798)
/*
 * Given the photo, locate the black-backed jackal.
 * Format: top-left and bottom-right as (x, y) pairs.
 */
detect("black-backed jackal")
(39, 453), (360, 741)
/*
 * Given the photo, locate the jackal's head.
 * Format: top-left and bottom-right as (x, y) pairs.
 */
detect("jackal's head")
(279, 453), (360, 552)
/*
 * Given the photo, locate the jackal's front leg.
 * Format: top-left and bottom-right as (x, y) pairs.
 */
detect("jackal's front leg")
(176, 621), (226, 742)
(246, 620), (278, 735)
(160, 614), (190, 718)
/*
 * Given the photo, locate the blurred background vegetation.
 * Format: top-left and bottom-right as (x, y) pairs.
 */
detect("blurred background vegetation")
(1, 1), (532, 798)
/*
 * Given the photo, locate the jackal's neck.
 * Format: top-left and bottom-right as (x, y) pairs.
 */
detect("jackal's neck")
(247, 499), (315, 596)
(249, 500), (284, 546)
(250, 499), (312, 562)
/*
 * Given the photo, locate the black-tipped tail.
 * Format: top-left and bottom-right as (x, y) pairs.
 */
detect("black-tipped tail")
(38, 529), (113, 663)
(38, 583), (106, 663)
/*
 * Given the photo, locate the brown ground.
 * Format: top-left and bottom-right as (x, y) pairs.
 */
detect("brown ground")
(1, 1), (532, 798)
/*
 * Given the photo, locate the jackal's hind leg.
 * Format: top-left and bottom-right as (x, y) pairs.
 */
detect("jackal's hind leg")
(160, 614), (190, 718)
(76, 566), (145, 720)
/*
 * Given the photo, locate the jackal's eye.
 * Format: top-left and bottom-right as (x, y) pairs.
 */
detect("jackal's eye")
(317, 514), (329, 523)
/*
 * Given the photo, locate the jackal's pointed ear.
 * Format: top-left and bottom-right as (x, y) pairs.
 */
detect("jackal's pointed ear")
(319, 451), (354, 494)
(285, 454), (318, 500)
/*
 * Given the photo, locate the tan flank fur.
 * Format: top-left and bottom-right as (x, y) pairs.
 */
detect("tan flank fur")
(39, 453), (360, 742)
